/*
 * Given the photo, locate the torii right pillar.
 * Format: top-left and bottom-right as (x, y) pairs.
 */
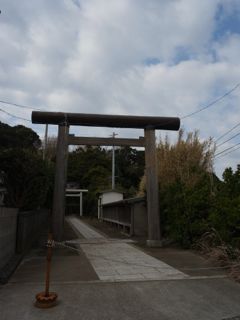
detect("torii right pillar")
(144, 128), (161, 247)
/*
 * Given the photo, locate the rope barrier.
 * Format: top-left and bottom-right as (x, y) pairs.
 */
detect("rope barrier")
(52, 240), (233, 271)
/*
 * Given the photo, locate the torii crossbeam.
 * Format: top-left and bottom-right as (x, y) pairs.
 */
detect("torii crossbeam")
(32, 111), (180, 246)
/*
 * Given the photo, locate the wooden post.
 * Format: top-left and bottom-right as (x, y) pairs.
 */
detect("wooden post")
(80, 192), (83, 217)
(144, 128), (162, 247)
(43, 124), (48, 160)
(52, 125), (69, 241)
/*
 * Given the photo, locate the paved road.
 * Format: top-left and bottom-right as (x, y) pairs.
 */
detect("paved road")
(1, 217), (240, 320)
(1, 278), (240, 320)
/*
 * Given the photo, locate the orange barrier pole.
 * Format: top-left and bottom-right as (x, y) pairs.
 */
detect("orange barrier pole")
(35, 233), (58, 308)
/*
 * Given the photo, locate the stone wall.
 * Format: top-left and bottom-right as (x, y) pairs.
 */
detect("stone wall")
(0, 207), (18, 270)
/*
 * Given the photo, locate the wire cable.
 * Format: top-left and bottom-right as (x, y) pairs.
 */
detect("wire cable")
(215, 141), (240, 158)
(0, 99), (43, 111)
(181, 83), (240, 120)
(215, 145), (240, 160)
(0, 108), (31, 122)
(0, 82), (239, 122)
(216, 131), (240, 148)
(215, 121), (240, 143)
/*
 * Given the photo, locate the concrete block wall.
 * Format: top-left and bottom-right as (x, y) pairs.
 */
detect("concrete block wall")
(0, 207), (18, 270)
(16, 209), (49, 254)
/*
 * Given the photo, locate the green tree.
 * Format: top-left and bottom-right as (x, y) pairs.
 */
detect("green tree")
(67, 146), (112, 215)
(0, 148), (51, 210)
(68, 146), (111, 188)
(67, 146), (145, 215)
(209, 165), (240, 246)
(115, 147), (145, 196)
(0, 122), (41, 150)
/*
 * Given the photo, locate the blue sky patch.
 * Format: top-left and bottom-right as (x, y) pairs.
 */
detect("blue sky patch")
(172, 46), (194, 65)
(214, 4), (240, 40)
(143, 57), (161, 66)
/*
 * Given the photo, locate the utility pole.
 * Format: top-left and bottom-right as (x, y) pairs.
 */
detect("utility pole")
(43, 124), (48, 160)
(111, 132), (118, 190)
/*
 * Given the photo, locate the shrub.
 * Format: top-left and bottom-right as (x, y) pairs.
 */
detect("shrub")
(139, 129), (215, 247)
(0, 148), (51, 210)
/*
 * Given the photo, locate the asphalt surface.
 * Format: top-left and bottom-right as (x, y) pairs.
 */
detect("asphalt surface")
(1, 217), (240, 320)
(1, 278), (240, 320)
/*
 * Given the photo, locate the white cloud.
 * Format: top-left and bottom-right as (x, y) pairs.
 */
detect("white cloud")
(0, 0), (240, 177)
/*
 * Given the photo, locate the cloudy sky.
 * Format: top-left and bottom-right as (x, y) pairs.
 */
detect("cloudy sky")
(0, 0), (240, 177)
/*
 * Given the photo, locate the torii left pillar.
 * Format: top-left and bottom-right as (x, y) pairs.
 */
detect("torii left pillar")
(52, 124), (69, 241)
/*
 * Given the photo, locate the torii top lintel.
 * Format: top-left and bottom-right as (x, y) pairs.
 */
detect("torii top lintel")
(32, 111), (180, 131)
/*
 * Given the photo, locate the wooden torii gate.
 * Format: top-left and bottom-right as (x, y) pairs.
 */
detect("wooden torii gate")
(32, 112), (180, 246)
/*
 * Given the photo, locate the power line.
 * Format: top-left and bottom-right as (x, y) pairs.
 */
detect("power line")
(0, 83), (240, 129)
(136, 82), (240, 133)
(181, 83), (240, 120)
(215, 145), (240, 160)
(215, 141), (240, 158)
(0, 99), (43, 111)
(0, 82), (239, 120)
(216, 131), (240, 148)
(0, 108), (31, 122)
(215, 121), (240, 143)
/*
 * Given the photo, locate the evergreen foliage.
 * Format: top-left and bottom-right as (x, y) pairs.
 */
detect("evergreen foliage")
(0, 122), (52, 210)
(0, 149), (51, 210)
(209, 165), (240, 246)
(115, 147), (145, 197)
(157, 130), (215, 247)
(67, 146), (145, 215)
(0, 121), (41, 149)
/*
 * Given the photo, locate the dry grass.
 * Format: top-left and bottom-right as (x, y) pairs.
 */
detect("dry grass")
(194, 229), (240, 282)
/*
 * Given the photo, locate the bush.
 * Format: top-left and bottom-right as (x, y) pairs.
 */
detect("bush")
(139, 129), (215, 247)
(0, 148), (51, 210)
(209, 166), (240, 247)
(160, 174), (212, 247)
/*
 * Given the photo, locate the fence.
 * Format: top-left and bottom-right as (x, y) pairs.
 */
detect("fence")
(0, 207), (18, 270)
(0, 207), (49, 283)
(101, 197), (148, 236)
(16, 209), (49, 254)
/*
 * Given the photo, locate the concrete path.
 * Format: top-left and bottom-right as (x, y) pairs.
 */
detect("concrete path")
(67, 217), (188, 281)
(67, 216), (105, 239)
(1, 279), (240, 320)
